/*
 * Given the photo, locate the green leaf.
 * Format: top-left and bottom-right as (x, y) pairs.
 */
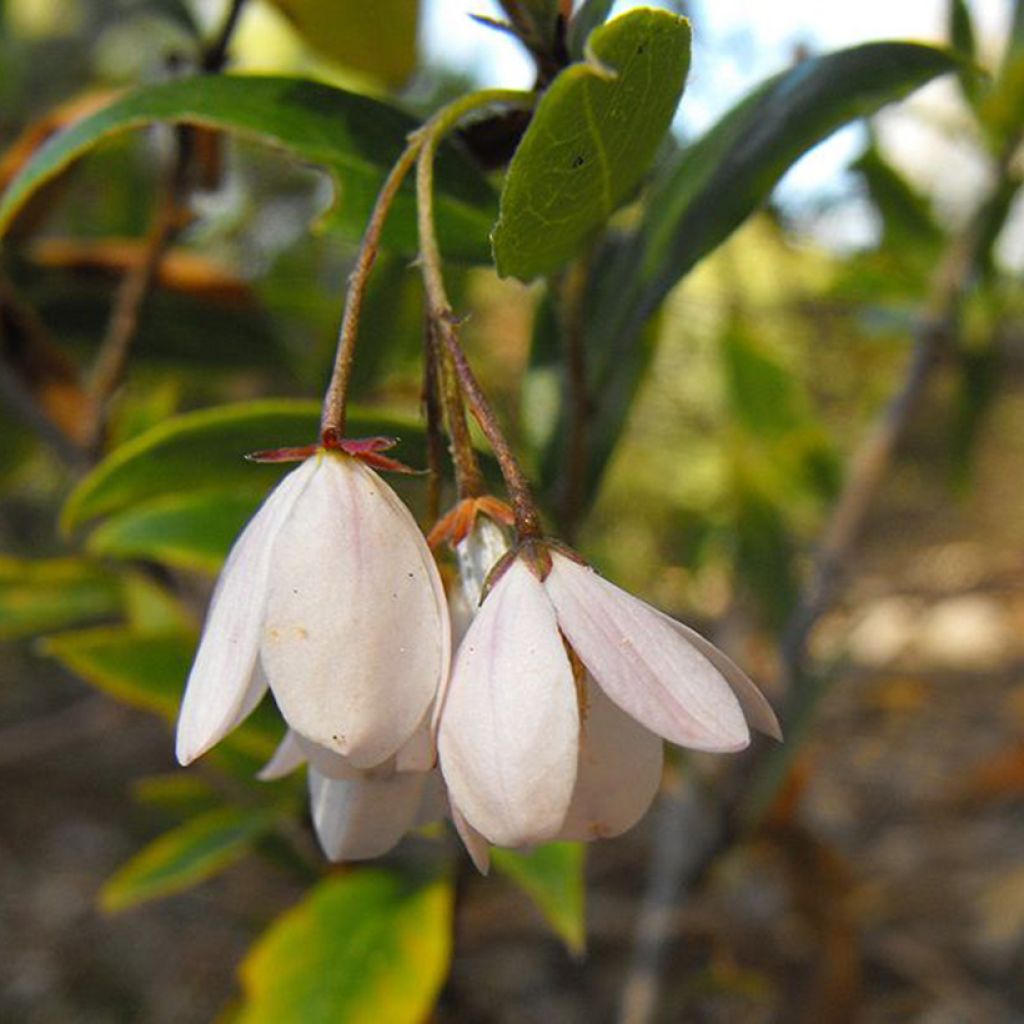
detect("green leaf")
(0, 76), (497, 261)
(62, 399), (424, 531)
(40, 626), (281, 761)
(492, 9), (691, 280)
(132, 773), (223, 816)
(237, 870), (453, 1024)
(852, 143), (942, 251)
(0, 557), (121, 640)
(40, 627), (195, 721)
(88, 489), (264, 574)
(267, 0), (419, 85)
(101, 806), (277, 912)
(491, 842), (585, 954)
(563, 42), (957, 510)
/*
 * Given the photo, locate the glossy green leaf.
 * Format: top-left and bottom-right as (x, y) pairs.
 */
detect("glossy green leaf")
(267, 0), (419, 85)
(62, 399), (425, 531)
(558, 42), (957, 510)
(492, 8), (691, 280)
(0, 76), (497, 261)
(121, 572), (197, 633)
(949, 0), (983, 110)
(491, 842), (585, 954)
(0, 557), (121, 640)
(101, 806), (277, 912)
(88, 489), (264, 574)
(238, 870), (453, 1024)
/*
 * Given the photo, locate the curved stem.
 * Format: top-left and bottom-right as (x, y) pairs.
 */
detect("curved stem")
(414, 91), (543, 537)
(320, 140), (421, 440)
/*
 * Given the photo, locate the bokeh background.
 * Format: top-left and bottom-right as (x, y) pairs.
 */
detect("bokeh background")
(1, 1), (1022, 1021)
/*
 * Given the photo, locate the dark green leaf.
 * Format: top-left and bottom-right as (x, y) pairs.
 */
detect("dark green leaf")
(0, 76), (497, 261)
(492, 9), (691, 280)
(852, 143), (942, 250)
(491, 842), (585, 954)
(101, 806), (277, 911)
(563, 42), (957, 509)
(62, 399), (426, 530)
(0, 557), (121, 640)
(237, 870), (453, 1024)
(87, 489), (263, 574)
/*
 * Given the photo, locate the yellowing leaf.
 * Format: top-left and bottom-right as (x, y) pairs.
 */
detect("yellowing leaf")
(101, 807), (277, 912)
(268, 0), (420, 85)
(238, 870), (453, 1024)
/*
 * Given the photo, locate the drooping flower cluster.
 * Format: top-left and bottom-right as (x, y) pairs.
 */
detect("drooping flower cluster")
(177, 451), (779, 868)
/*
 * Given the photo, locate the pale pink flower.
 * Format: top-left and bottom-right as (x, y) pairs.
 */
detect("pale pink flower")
(175, 450), (451, 770)
(437, 550), (780, 849)
(259, 728), (446, 862)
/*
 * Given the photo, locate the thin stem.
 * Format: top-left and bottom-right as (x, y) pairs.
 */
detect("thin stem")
(321, 88), (529, 443)
(320, 141), (421, 440)
(413, 90), (542, 536)
(85, 181), (181, 453)
(439, 332), (485, 499)
(422, 317), (446, 523)
(202, 0), (249, 72)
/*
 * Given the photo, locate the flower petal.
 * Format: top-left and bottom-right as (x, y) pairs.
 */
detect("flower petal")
(557, 675), (664, 841)
(395, 711), (435, 773)
(660, 617), (782, 741)
(295, 733), (366, 779)
(257, 728), (306, 781)
(175, 459), (316, 765)
(450, 801), (490, 874)
(437, 559), (579, 847)
(262, 453), (450, 768)
(544, 554), (749, 752)
(308, 766), (427, 861)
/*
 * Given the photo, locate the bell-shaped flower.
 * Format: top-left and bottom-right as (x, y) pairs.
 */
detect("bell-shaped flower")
(259, 728), (447, 861)
(175, 448), (451, 770)
(437, 548), (780, 849)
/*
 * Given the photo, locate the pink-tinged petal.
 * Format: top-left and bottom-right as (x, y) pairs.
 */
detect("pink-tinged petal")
(175, 459), (317, 765)
(257, 729), (306, 781)
(451, 802), (490, 874)
(558, 676), (664, 841)
(544, 554), (750, 753)
(262, 453), (450, 768)
(437, 560), (579, 847)
(660, 616), (782, 741)
(308, 766), (427, 861)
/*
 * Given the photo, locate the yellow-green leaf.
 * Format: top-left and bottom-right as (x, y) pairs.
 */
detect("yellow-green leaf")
(101, 806), (277, 912)
(62, 399), (425, 531)
(492, 842), (586, 954)
(238, 870), (453, 1024)
(268, 0), (420, 86)
(492, 9), (691, 280)
(0, 557), (121, 641)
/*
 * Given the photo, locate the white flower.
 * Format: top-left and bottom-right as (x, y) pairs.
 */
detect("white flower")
(175, 450), (451, 770)
(259, 728), (446, 862)
(437, 549), (780, 848)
